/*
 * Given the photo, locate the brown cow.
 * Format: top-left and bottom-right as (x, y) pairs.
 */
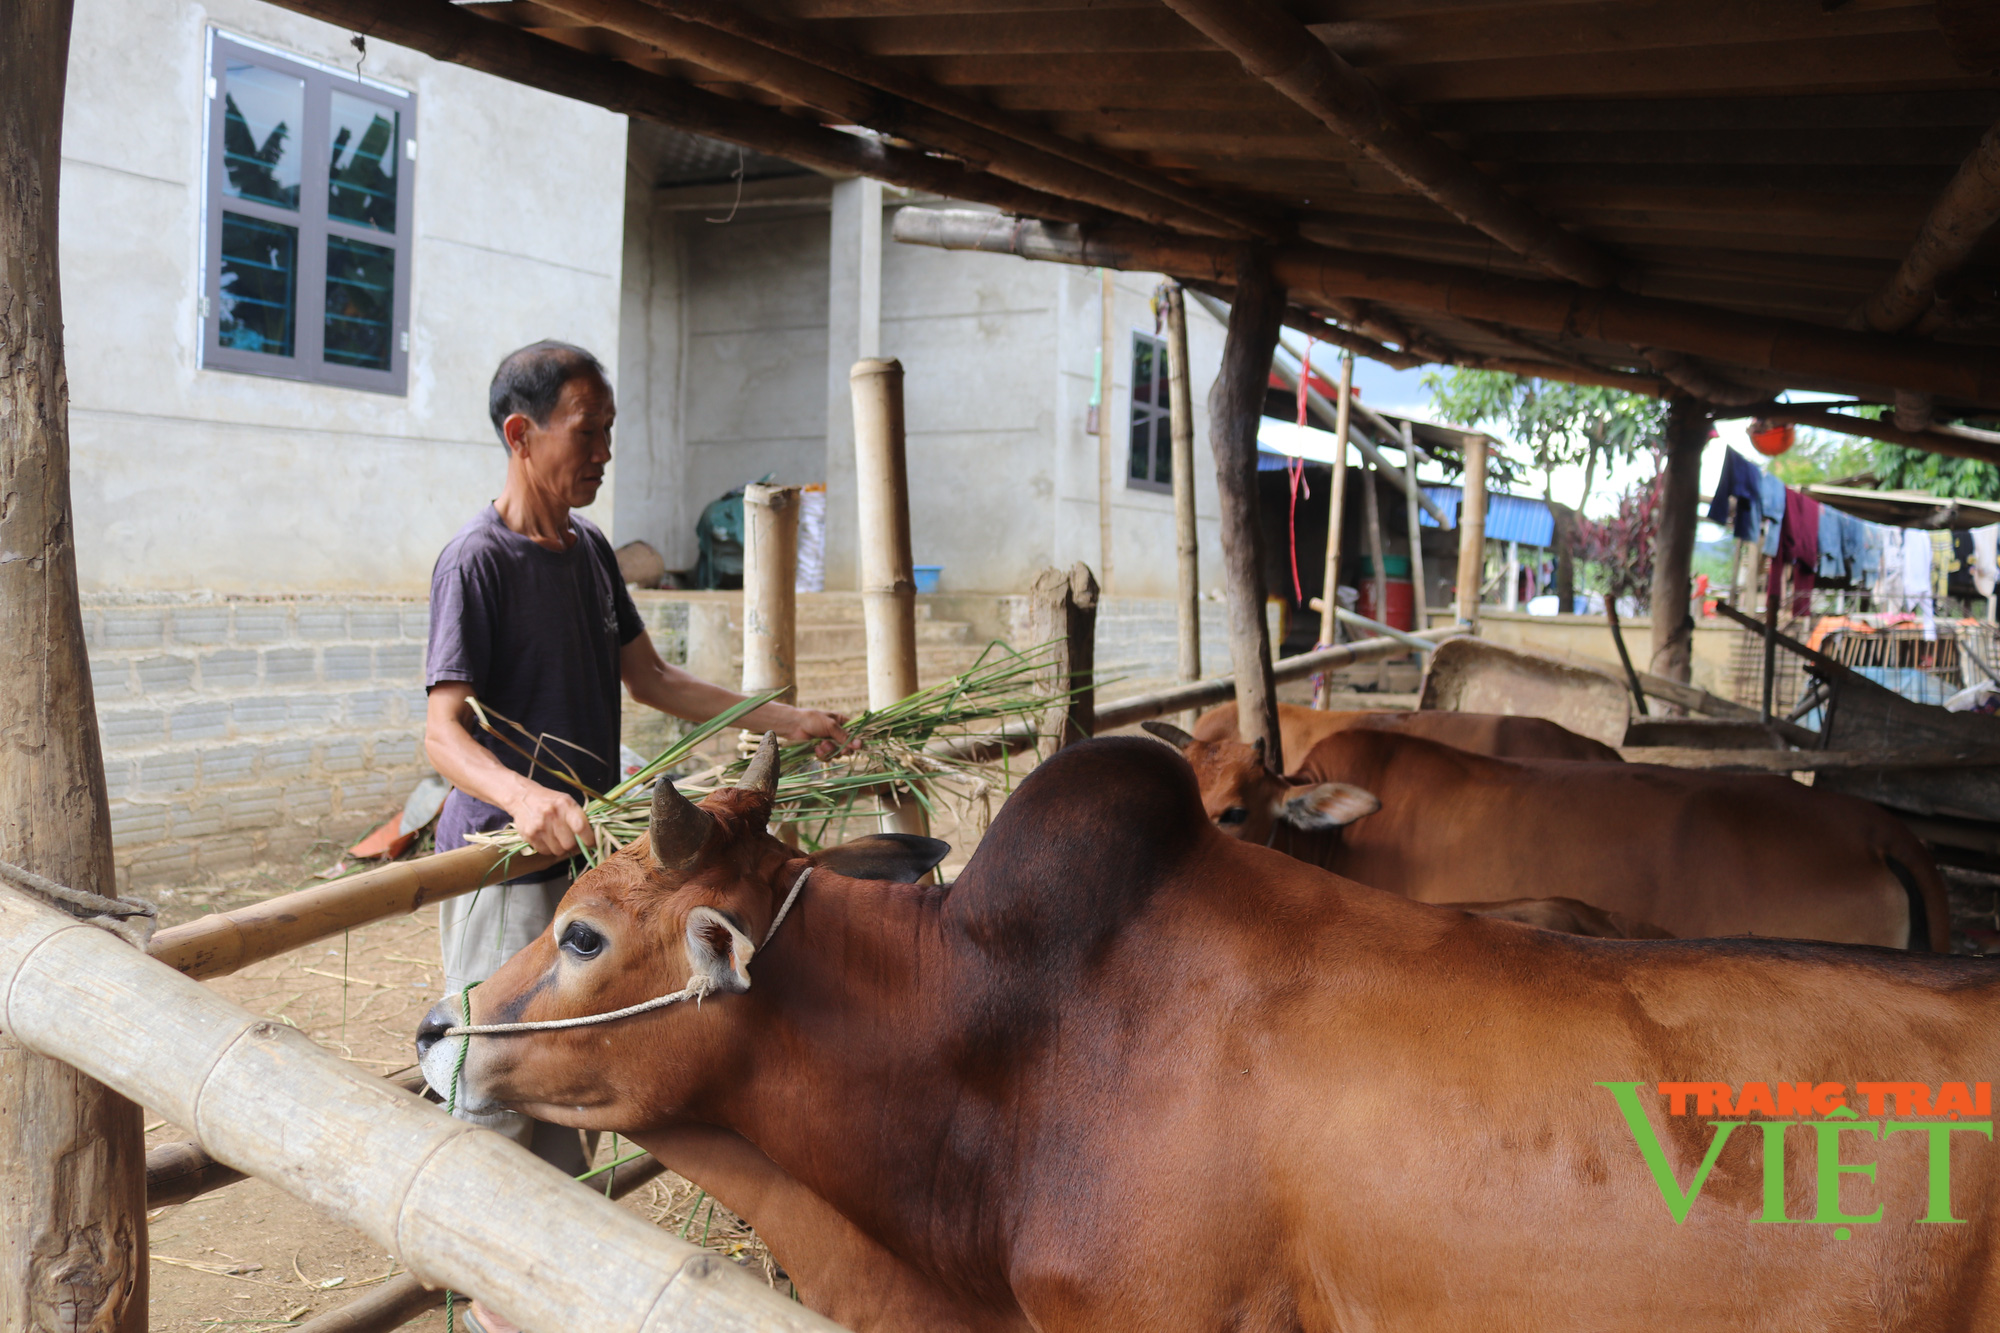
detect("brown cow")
(1192, 699), (1623, 764)
(1153, 723), (1947, 951)
(419, 735), (2000, 1332)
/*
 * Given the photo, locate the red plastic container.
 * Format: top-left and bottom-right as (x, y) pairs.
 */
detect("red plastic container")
(1356, 577), (1416, 631)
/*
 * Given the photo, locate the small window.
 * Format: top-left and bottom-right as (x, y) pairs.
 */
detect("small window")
(203, 33), (414, 394)
(1128, 332), (1173, 492)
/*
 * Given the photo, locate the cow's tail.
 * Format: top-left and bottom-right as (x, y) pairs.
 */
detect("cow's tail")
(1881, 824), (1950, 953)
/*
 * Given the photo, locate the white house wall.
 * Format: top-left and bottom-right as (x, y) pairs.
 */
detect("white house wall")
(59, 0), (628, 595)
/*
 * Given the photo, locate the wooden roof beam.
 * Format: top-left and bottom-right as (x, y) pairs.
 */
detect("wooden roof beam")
(256, 0), (1092, 225)
(637, 0), (1271, 239)
(1857, 119), (2000, 332)
(1154, 0), (1621, 290)
(523, 0), (1253, 237)
(1743, 403), (2000, 468)
(889, 209), (2000, 408)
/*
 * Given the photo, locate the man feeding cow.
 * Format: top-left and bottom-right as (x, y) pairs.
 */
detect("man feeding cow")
(420, 341), (846, 1332)
(419, 735), (2000, 1332)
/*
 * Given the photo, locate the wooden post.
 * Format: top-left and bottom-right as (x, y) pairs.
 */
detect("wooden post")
(1097, 270), (1117, 593)
(0, 4), (149, 1329)
(1314, 351), (1354, 708)
(1208, 249), (1288, 768)
(1455, 432), (1489, 631)
(1761, 562), (1782, 724)
(1361, 458), (1391, 686)
(1029, 564), (1099, 758)
(741, 483), (801, 706)
(1401, 423), (1430, 631)
(1162, 284), (1201, 725)
(850, 357), (927, 837)
(1649, 397), (1708, 684)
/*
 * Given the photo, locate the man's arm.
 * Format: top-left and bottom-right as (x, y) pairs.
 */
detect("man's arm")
(618, 633), (849, 753)
(424, 681), (593, 858)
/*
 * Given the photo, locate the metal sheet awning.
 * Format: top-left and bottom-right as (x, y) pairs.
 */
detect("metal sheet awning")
(1807, 484), (2000, 532)
(1419, 486), (1555, 548)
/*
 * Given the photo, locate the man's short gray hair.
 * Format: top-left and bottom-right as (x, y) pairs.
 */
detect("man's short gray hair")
(487, 341), (606, 441)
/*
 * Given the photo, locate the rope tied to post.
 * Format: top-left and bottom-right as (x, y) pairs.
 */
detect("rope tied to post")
(441, 864), (812, 1038)
(0, 858), (156, 948)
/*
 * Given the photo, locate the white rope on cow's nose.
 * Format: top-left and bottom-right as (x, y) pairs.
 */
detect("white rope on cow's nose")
(440, 864), (812, 1038)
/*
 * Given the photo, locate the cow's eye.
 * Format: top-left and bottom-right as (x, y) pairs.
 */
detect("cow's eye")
(561, 921), (605, 958)
(1218, 806), (1249, 826)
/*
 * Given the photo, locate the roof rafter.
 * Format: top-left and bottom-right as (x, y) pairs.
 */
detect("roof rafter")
(1857, 118), (2000, 332)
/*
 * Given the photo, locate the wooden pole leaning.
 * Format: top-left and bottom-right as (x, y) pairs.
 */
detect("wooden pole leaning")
(850, 358), (928, 837)
(1361, 459), (1391, 679)
(1029, 565), (1099, 759)
(1402, 422), (1431, 633)
(1315, 352), (1355, 708)
(148, 844), (561, 981)
(0, 4), (148, 1327)
(1454, 433), (1489, 632)
(1208, 249), (1289, 770)
(1163, 283), (1202, 728)
(0, 884), (845, 1333)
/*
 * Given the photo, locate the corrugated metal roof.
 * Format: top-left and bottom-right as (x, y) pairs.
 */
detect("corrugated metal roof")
(1420, 486), (1554, 547)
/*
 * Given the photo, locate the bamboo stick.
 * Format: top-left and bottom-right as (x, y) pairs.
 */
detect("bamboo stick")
(1163, 284), (1201, 727)
(1094, 626), (1463, 731)
(1315, 352), (1355, 708)
(1454, 433), (1489, 630)
(0, 4), (147, 1327)
(0, 884), (844, 1333)
(1029, 565), (1099, 757)
(1361, 460), (1391, 643)
(742, 483), (801, 707)
(147, 844), (560, 982)
(889, 210), (2000, 408)
(850, 358), (928, 838)
(1402, 423), (1431, 631)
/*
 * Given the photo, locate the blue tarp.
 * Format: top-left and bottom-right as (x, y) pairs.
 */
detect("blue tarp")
(1418, 486), (1555, 547)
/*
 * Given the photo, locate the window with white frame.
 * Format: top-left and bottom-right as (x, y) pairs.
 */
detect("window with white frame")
(203, 33), (415, 394)
(1128, 331), (1173, 491)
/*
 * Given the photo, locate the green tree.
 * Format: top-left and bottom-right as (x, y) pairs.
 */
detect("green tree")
(1423, 369), (1668, 610)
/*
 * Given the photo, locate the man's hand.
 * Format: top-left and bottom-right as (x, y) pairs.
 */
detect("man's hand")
(508, 782), (595, 858)
(774, 706), (851, 760)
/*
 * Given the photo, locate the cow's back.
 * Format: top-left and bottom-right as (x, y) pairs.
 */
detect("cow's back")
(1299, 730), (1936, 949)
(1191, 701), (1620, 765)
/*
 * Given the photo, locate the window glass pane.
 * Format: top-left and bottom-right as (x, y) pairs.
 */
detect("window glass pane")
(328, 92), (399, 232)
(1132, 337), (1155, 406)
(1130, 411), (1153, 481)
(221, 61), (303, 210)
(218, 212), (298, 357)
(1155, 411), (1173, 486)
(325, 234), (396, 370)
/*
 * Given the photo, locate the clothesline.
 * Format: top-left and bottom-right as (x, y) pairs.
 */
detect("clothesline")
(1707, 448), (1999, 641)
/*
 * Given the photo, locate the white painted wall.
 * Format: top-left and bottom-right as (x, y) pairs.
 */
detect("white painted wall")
(60, 0), (629, 595)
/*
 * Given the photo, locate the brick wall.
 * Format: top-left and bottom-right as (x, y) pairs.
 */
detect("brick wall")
(87, 595), (434, 891)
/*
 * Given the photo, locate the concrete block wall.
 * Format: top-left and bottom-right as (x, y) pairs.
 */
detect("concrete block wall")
(87, 595), (434, 891)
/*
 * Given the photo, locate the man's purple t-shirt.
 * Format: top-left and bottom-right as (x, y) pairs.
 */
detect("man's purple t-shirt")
(426, 505), (645, 851)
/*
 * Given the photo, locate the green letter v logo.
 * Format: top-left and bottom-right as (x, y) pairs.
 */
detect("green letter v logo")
(1597, 1081), (1741, 1224)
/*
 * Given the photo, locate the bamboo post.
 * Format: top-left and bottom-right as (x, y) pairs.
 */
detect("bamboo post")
(1163, 284), (1200, 726)
(742, 482), (801, 708)
(1401, 422), (1430, 631)
(0, 884), (844, 1333)
(1761, 563), (1782, 724)
(1360, 458), (1392, 687)
(1209, 250), (1289, 769)
(1028, 565), (1099, 758)
(850, 357), (927, 837)
(1098, 270), (1117, 593)
(1649, 398), (1708, 684)
(0, 5), (149, 1328)
(1455, 432), (1489, 631)
(1315, 352), (1355, 708)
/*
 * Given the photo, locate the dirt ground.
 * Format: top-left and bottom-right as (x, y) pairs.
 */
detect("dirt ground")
(142, 869), (786, 1333)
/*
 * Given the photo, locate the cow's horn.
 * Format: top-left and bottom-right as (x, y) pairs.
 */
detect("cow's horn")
(649, 775), (714, 870)
(1141, 720), (1196, 750)
(736, 731), (781, 796)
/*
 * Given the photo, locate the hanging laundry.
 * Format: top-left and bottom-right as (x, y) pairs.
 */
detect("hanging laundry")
(1759, 471), (1788, 557)
(1706, 448), (1766, 542)
(1767, 486), (1820, 617)
(1950, 530), (1978, 599)
(1855, 519), (1887, 588)
(1973, 524), (1998, 599)
(1902, 528), (1935, 640)
(1815, 504), (1848, 585)
(1933, 530), (1956, 600)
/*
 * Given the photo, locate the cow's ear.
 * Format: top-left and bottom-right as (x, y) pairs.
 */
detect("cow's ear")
(813, 833), (950, 884)
(685, 906), (755, 993)
(1280, 782), (1379, 830)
